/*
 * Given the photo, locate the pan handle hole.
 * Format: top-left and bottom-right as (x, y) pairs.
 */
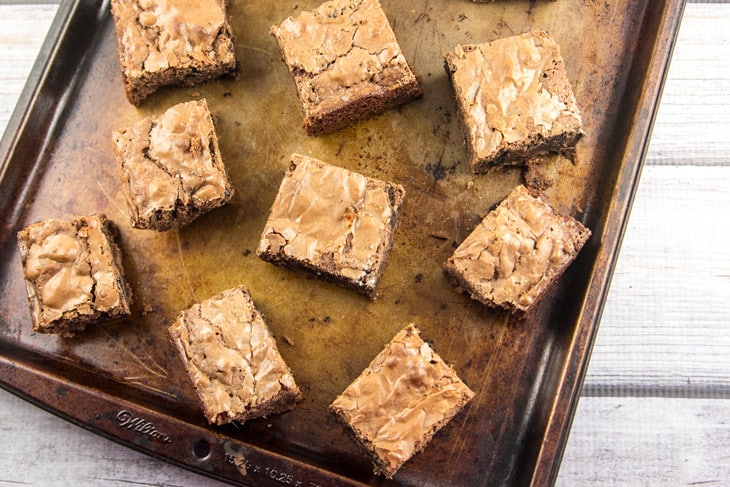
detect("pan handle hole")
(193, 438), (211, 460)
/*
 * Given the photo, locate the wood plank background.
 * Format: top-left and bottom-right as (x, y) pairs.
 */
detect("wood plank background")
(1, 2), (728, 486)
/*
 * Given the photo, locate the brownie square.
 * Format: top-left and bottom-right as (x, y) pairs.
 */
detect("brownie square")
(257, 153), (405, 299)
(168, 285), (302, 426)
(444, 31), (583, 173)
(270, 0), (423, 135)
(17, 215), (132, 338)
(110, 0), (237, 105)
(330, 324), (474, 478)
(111, 98), (234, 231)
(444, 185), (591, 314)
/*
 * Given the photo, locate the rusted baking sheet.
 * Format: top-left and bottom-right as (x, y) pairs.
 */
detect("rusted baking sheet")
(0, 0), (685, 485)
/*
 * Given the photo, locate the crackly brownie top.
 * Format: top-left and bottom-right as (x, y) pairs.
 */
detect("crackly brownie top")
(112, 99), (232, 227)
(111, 0), (234, 75)
(446, 31), (583, 159)
(258, 153), (403, 287)
(330, 324), (474, 476)
(446, 185), (590, 312)
(18, 215), (126, 326)
(271, 0), (417, 113)
(169, 286), (301, 425)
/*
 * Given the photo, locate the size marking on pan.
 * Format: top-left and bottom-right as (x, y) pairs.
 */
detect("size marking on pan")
(114, 409), (172, 443)
(225, 453), (322, 487)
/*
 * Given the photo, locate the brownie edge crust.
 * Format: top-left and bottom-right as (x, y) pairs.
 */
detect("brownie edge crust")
(330, 324), (475, 478)
(168, 286), (302, 426)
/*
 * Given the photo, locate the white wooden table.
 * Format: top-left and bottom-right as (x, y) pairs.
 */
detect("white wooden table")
(1, 2), (728, 485)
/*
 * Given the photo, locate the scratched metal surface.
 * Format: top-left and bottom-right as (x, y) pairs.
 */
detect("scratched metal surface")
(0, 0), (684, 486)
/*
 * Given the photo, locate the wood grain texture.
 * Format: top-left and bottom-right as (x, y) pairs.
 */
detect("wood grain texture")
(0, 4), (56, 135)
(0, 390), (227, 487)
(647, 4), (730, 166)
(583, 165), (730, 396)
(0, 2), (728, 486)
(558, 396), (730, 486)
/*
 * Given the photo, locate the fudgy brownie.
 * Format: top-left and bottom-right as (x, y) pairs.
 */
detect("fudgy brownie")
(110, 0), (237, 105)
(330, 324), (474, 478)
(270, 0), (423, 135)
(257, 153), (405, 299)
(17, 215), (132, 337)
(444, 185), (591, 314)
(111, 98), (234, 231)
(168, 285), (302, 426)
(444, 31), (583, 173)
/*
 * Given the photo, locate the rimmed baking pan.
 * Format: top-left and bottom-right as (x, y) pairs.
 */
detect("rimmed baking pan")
(0, 1), (686, 485)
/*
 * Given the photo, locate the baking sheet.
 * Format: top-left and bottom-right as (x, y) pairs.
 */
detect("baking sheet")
(0, 0), (685, 485)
